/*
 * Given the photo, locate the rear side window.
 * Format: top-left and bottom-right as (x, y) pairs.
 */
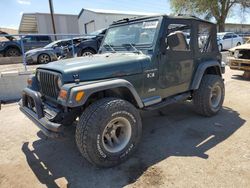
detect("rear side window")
(198, 24), (213, 53)
(24, 36), (37, 42)
(61, 40), (71, 46)
(37, 36), (50, 42)
(223, 34), (232, 39)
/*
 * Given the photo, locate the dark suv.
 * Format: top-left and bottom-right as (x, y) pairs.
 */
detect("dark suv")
(0, 35), (51, 57)
(20, 15), (225, 167)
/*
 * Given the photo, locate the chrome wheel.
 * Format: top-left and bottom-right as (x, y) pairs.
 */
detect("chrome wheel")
(82, 51), (93, 56)
(102, 117), (132, 153)
(210, 84), (222, 108)
(39, 54), (50, 63)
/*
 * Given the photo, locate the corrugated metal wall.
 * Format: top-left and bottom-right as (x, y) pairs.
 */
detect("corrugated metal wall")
(78, 10), (141, 34)
(36, 14), (79, 39)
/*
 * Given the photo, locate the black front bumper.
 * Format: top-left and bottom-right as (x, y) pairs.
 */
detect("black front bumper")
(19, 88), (63, 138)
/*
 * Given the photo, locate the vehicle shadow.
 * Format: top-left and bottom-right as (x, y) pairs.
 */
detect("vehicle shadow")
(21, 102), (245, 188)
(231, 74), (250, 81)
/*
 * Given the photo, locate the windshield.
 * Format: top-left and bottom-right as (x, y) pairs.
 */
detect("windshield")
(217, 33), (224, 39)
(102, 20), (159, 50)
(44, 40), (59, 48)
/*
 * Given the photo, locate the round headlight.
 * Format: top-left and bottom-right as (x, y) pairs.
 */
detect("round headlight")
(234, 50), (239, 58)
(57, 76), (63, 89)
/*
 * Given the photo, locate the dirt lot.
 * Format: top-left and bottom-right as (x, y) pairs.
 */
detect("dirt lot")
(0, 63), (39, 73)
(0, 66), (249, 188)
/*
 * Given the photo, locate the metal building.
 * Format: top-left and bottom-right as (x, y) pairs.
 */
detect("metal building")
(19, 13), (79, 37)
(225, 23), (250, 33)
(78, 8), (156, 34)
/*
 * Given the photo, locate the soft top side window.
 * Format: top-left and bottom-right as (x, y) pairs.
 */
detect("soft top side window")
(198, 23), (213, 53)
(166, 24), (192, 52)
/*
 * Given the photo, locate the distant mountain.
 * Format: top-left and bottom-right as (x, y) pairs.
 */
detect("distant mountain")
(0, 28), (18, 41)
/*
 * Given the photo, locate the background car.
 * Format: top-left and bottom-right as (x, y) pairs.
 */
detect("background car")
(25, 29), (107, 64)
(76, 28), (106, 56)
(0, 33), (51, 57)
(25, 39), (71, 64)
(228, 39), (250, 74)
(217, 32), (243, 51)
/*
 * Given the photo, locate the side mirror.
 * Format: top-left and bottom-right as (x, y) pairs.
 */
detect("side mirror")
(53, 44), (58, 48)
(160, 37), (167, 54)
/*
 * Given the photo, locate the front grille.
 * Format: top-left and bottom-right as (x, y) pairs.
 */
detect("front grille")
(38, 70), (60, 98)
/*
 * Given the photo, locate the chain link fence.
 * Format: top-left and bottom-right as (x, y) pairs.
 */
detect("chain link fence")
(0, 33), (102, 73)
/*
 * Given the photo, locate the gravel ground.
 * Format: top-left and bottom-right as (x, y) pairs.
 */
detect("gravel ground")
(0, 66), (249, 188)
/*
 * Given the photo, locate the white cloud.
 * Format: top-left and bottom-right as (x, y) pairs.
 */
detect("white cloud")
(17, 0), (31, 5)
(20, 11), (24, 16)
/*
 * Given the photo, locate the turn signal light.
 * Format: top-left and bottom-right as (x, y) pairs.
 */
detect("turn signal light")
(59, 89), (68, 100)
(75, 91), (85, 102)
(27, 78), (32, 86)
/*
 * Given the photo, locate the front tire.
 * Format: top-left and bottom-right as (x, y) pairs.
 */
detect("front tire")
(193, 75), (225, 117)
(219, 44), (223, 52)
(38, 54), (51, 64)
(75, 98), (142, 167)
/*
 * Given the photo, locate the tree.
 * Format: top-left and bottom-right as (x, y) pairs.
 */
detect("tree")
(170, 0), (250, 32)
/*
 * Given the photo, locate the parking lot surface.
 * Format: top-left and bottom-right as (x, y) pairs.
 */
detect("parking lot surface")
(0, 66), (249, 188)
(0, 63), (39, 73)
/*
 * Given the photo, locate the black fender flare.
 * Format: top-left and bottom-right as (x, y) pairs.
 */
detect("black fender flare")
(65, 79), (144, 108)
(190, 60), (222, 90)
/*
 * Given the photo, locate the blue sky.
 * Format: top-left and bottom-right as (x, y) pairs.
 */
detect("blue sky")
(0, 0), (249, 29)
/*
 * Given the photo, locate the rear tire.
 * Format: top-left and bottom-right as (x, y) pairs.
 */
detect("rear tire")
(5, 47), (21, 57)
(193, 75), (225, 117)
(75, 98), (142, 168)
(236, 42), (241, 46)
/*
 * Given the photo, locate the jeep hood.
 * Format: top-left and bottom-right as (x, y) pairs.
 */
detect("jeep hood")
(38, 53), (150, 82)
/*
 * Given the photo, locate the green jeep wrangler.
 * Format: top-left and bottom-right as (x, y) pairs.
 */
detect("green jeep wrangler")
(20, 15), (225, 167)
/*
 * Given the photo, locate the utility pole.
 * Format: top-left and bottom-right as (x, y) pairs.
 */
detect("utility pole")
(49, 0), (57, 40)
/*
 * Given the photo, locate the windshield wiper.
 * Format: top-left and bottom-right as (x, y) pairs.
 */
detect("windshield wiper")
(122, 43), (142, 54)
(103, 42), (116, 53)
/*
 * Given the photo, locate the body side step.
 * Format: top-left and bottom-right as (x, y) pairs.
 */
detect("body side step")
(144, 92), (191, 111)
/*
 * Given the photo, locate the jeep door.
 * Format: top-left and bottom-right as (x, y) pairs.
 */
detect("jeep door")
(158, 19), (194, 98)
